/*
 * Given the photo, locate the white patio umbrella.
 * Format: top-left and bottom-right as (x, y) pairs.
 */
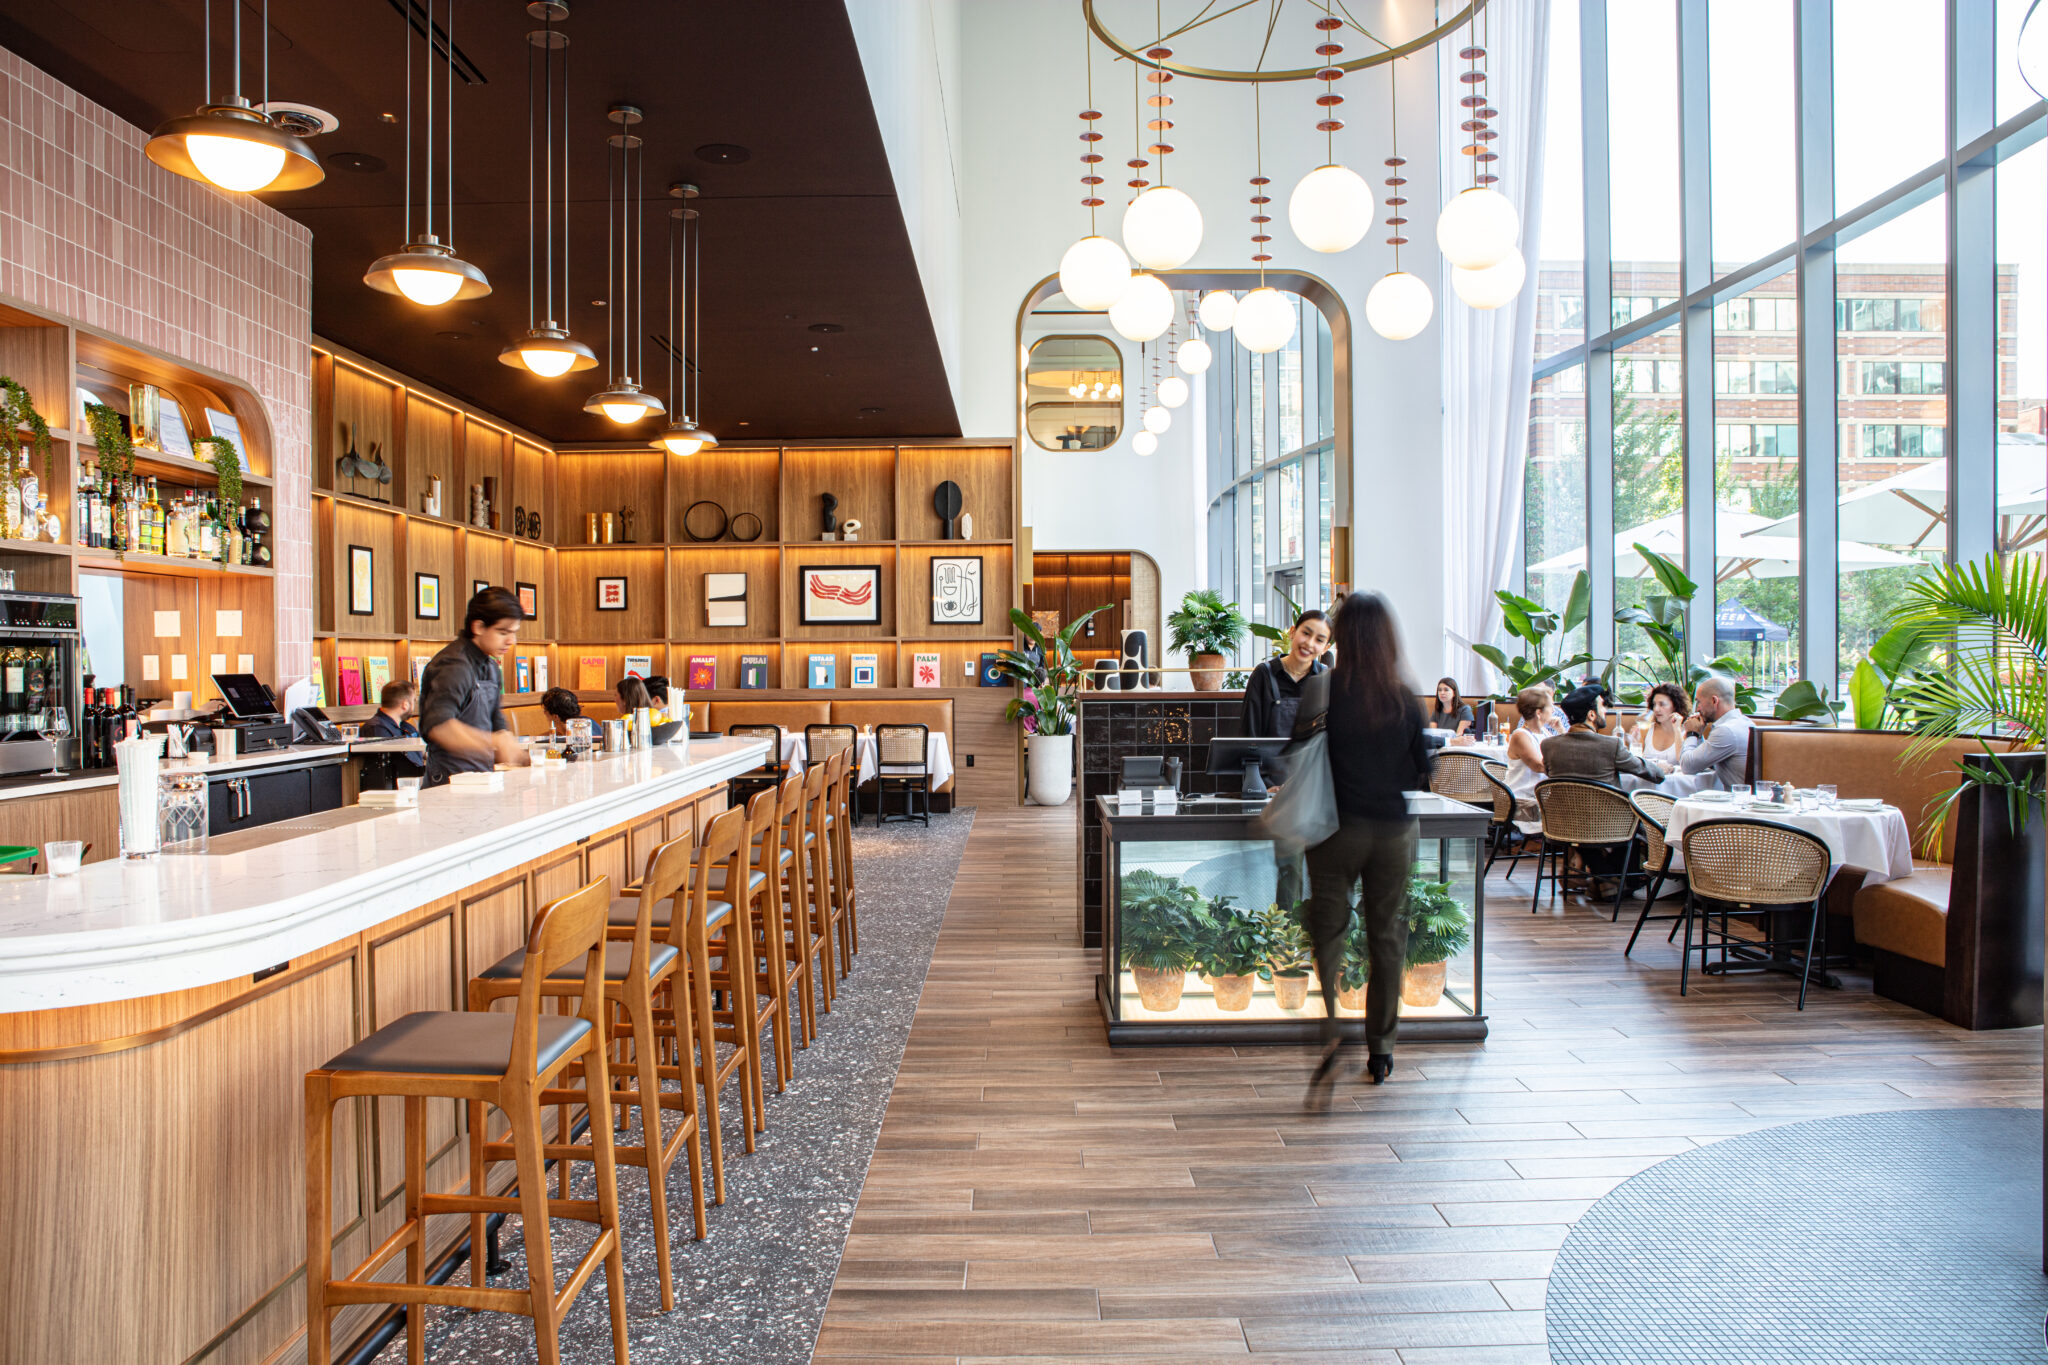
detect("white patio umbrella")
(1755, 437), (2047, 553)
(1529, 511), (1918, 582)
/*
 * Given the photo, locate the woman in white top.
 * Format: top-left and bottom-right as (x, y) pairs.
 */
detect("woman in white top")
(1503, 687), (1549, 820)
(1640, 681), (1689, 768)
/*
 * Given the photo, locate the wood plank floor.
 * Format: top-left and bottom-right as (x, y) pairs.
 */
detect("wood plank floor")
(816, 801), (2042, 1364)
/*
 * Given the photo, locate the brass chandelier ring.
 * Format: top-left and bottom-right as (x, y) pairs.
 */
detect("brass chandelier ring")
(1081, 0), (1488, 83)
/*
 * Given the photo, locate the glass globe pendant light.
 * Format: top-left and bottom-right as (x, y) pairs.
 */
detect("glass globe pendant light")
(1143, 404), (1171, 434)
(651, 187), (720, 456)
(1109, 272), (1174, 342)
(1436, 33), (1518, 271)
(1158, 375), (1189, 408)
(1451, 246), (1527, 310)
(1197, 290), (1238, 332)
(583, 105), (665, 426)
(500, 13), (596, 378)
(1131, 430), (1159, 456)
(146, 0), (324, 193)
(1119, 40), (1202, 269)
(1286, 17), (1370, 253)
(1234, 287), (1296, 354)
(1058, 44), (1132, 311)
(364, 0), (489, 306)
(1366, 62), (1434, 341)
(1176, 335), (1212, 375)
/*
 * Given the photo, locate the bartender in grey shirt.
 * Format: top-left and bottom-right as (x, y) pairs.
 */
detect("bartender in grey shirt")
(417, 587), (531, 787)
(1677, 675), (1753, 789)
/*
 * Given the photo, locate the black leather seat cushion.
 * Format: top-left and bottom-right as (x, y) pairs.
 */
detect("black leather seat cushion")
(607, 894), (732, 930)
(322, 1011), (591, 1077)
(477, 941), (680, 982)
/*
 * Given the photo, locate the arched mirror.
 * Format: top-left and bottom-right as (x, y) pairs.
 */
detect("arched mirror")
(1025, 334), (1122, 451)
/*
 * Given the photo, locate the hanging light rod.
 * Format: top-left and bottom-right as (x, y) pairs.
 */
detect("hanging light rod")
(584, 103), (664, 423)
(1080, 0), (1485, 83)
(365, 0), (490, 305)
(501, 5), (595, 376)
(146, 0), (324, 192)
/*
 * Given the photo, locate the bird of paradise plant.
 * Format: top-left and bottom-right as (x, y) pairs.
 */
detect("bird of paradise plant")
(991, 603), (1110, 737)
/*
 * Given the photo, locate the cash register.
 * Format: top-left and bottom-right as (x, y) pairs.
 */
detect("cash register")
(209, 673), (294, 753)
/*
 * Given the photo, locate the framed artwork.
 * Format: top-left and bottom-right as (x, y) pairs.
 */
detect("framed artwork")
(930, 555), (984, 625)
(800, 565), (882, 625)
(347, 544), (375, 615)
(515, 581), (538, 620)
(472, 579), (490, 601)
(203, 407), (251, 471)
(414, 572), (441, 620)
(595, 576), (628, 612)
(705, 572), (747, 627)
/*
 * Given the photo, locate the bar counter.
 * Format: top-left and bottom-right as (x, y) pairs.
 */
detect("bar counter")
(0, 736), (766, 1365)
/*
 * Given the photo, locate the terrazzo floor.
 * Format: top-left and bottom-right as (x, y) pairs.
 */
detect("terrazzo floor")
(367, 808), (977, 1365)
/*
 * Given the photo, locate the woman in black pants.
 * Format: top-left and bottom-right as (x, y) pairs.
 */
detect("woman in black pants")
(1301, 592), (1430, 1103)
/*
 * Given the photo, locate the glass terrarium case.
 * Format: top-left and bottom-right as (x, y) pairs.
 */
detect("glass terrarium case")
(1095, 794), (1489, 1043)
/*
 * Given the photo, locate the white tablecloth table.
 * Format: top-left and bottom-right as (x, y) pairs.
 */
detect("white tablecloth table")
(1664, 797), (1915, 884)
(780, 728), (955, 792)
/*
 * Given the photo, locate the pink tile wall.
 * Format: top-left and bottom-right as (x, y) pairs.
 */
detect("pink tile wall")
(0, 49), (314, 685)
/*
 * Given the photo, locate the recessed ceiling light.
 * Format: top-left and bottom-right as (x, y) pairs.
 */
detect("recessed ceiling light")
(808, 322), (844, 334)
(259, 101), (340, 137)
(860, 406), (884, 414)
(327, 151), (385, 174)
(591, 298), (606, 306)
(809, 346), (819, 352)
(695, 142), (751, 164)
(380, 112), (398, 124)
(436, 330), (470, 341)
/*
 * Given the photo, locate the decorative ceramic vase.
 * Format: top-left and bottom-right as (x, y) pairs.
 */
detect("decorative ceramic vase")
(1027, 732), (1073, 805)
(1401, 959), (1448, 1007)
(1271, 974), (1311, 1011)
(1190, 651), (1228, 691)
(1210, 973), (1256, 1011)
(1336, 983), (1366, 1011)
(1131, 966), (1186, 1012)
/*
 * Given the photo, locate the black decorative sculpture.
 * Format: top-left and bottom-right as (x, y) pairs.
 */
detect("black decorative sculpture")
(821, 491), (839, 539)
(932, 479), (963, 539)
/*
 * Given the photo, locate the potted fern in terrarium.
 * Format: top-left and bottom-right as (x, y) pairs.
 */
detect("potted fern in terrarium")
(1256, 900), (1315, 1010)
(1192, 894), (1267, 1011)
(1118, 868), (1207, 1012)
(1401, 878), (1472, 1007)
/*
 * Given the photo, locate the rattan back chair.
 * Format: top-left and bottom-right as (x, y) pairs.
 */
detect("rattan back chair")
(1676, 816), (1833, 1009)
(1621, 790), (1687, 956)
(874, 722), (932, 826)
(1532, 778), (1642, 919)
(804, 723), (858, 775)
(727, 723), (786, 807)
(1477, 759), (1531, 880)
(1430, 750), (1495, 806)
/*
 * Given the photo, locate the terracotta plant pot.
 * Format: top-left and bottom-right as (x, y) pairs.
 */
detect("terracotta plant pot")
(1189, 652), (1228, 691)
(1401, 959), (1448, 1007)
(1271, 974), (1311, 1010)
(1131, 965), (1187, 1012)
(1210, 972), (1257, 1011)
(1335, 983), (1366, 1012)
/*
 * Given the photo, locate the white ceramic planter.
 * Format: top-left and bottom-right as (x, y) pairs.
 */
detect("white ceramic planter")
(1027, 733), (1074, 806)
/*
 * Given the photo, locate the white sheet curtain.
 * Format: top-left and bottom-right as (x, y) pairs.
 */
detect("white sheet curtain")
(1438, 0), (1553, 691)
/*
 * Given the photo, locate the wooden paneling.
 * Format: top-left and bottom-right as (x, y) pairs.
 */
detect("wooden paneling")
(668, 544), (781, 641)
(585, 828), (630, 898)
(0, 784), (119, 866)
(783, 643), (898, 690)
(114, 569), (198, 700)
(900, 545), (1015, 640)
(512, 438), (549, 522)
(897, 640), (1001, 691)
(367, 911), (459, 1204)
(556, 453), (664, 547)
(330, 502), (402, 638)
(405, 520), (458, 640)
(404, 396), (455, 517)
(947, 690), (1019, 805)
(560, 643), (670, 697)
(556, 547), (665, 641)
(532, 846), (585, 905)
(896, 444), (1015, 541)
(669, 446), (781, 541)
(197, 574), (277, 700)
(331, 366), (397, 495)
(461, 528), (510, 599)
(461, 418), (507, 521)
(782, 447), (896, 542)
(672, 642), (776, 695)
(0, 318), (73, 426)
(783, 543), (896, 640)
(512, 540), (551, 641)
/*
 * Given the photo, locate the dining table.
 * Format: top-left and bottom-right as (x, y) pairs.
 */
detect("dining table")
(1663, 793), (1916, 884)
(778, 727), (957, 792)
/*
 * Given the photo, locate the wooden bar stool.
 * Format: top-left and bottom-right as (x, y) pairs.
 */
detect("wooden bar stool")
(304, 878), (628, 1365)
(669, 803), (767, 1150)
(787, 760), (837, 1026)
(823, 748), (861, 975)
(470, 837), (705, 1313)
(700, 786), (794, 1093)
(757, 768), (825, 1050)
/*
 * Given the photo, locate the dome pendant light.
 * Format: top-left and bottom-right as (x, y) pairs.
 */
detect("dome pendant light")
(501, 10), (596, 377)
(652, 185), (719, 455)
(1057, 31), (1132, 310)
(1367, 57), (1434, 341)
(146, 0), (324, 193)
(364, 0), (490, 305)
(1287, 16), (1370, 253)
(584, 105), (664, 426)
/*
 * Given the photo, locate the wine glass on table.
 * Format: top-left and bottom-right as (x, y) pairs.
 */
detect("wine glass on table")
(39, 709), (69, 777)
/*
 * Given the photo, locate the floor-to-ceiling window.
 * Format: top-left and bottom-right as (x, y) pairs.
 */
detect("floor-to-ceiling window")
(1524, 0), (2045, 706)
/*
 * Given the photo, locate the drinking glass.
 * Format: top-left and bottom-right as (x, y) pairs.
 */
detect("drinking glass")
(45, 840), (83, 875)
(39, 710), (69, 777)
(1731, 784), (1752, 802)
(1818, 783), (1837, 809)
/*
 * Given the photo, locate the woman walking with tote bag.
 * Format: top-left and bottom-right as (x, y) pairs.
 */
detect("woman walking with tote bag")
(1297, 593), (1429, 1105)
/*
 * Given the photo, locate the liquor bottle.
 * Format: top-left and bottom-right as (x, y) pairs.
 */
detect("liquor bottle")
(197, 492), (215, 561)
(14, 452), (34, 542)
(120, 479), (137, 553)
(118, 686), (138, 743)
(223, 504), (241, 566)
(147, 480), (165, 555)
(76, 463), (91, 548)
(1, 645), (24, 723)
(24, 648), (46, 731)
(98, 687), (118, 764)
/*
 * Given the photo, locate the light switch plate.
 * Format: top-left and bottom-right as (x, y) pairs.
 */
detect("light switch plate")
(963, 661), (974, 678)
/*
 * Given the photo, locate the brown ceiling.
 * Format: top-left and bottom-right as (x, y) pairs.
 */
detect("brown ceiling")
(0, 0), (960, 444)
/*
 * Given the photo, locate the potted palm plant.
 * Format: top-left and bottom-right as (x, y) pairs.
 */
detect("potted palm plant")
(993, 603), (1109, 805)
(1399, 877), (1472, 1007)
(1168, 588), (1248, 691)
(1255, 899), (1314, 1009)
(1192, 894), (1267, 1011)
(1118, 868), (1207, 1012)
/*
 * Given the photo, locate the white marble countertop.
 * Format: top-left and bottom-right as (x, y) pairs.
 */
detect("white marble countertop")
(0, 742), (360, 802)
(0, 736), (767, 1012)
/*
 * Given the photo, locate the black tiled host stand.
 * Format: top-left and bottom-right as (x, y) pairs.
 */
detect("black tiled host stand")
(1076, 690), (1246, 946)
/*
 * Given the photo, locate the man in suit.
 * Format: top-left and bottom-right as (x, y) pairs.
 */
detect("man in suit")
(1677, 675), (1754, 790)
(1541, 685), (1660, 786)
